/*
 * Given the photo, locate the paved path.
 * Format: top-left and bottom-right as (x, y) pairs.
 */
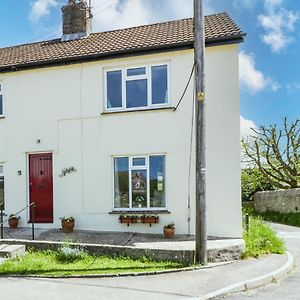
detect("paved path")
(218, 223), (300, 300)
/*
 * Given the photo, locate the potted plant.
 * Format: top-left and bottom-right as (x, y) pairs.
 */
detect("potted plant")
(119, 214), (138, 226)
(61, 216), (75, 233)
(163, 222), (175, 239)
(8, 214), (19, 229)
(141, 214), (159, 226)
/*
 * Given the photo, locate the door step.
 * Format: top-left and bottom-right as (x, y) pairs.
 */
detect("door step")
(0, 244), (26, 258)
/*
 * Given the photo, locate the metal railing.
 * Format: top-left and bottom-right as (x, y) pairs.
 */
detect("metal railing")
(0, 202), (36, 240)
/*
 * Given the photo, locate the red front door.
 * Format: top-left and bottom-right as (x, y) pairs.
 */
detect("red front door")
(29, 153), (53, 223)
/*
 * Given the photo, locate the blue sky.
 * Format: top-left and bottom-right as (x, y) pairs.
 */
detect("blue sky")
(0, 0), (299, 137)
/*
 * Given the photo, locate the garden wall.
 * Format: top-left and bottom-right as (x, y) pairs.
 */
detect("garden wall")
(254, 189), (300, 213)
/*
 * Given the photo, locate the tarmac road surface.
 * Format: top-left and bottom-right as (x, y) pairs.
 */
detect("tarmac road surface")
(218, 223), (300, 300)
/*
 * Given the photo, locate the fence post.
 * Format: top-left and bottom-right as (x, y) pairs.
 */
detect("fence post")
(245, 213), (250, 234)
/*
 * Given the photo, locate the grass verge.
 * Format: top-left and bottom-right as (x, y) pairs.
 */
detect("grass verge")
(242, 214), (286, 259)
(256, 210), (300, 228)
(0, 250), (187, 277)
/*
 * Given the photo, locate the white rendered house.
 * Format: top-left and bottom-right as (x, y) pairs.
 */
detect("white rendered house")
(0, 0), (245, 237)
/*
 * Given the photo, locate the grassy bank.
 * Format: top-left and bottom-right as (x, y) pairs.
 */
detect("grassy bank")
(242, 214), (285, 259)
(257, 210), (300, 228)
(0, 249), (187, 277)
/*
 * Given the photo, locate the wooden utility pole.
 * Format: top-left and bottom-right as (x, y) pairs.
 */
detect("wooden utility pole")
(194, 0), (207, 265)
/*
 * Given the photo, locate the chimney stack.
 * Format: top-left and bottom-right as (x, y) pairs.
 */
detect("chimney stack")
(61, 0), (92, 41)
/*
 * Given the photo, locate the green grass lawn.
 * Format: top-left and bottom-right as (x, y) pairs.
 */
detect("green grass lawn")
(0, 250), (187, 277)
(242, 214), (286, 259)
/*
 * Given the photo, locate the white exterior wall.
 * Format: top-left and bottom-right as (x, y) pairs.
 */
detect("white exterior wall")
(0, 44), (241, 237)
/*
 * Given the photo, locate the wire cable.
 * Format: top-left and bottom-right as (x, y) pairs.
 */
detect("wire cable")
(173, 62), (195, 111)
(187, 81), (196, 235)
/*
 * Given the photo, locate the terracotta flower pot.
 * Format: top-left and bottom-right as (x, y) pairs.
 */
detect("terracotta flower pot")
(8, 218), (18, 229)
(61, 220), (75, 233)
(163, 228), (175, 239)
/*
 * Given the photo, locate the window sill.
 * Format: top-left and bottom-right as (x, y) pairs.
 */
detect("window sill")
(0, 116), (5, 119)
(109, 210), (171, 215)
(102, 107), (175, 115)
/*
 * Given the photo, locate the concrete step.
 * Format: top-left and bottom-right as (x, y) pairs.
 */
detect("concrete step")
(0, 244), (26, 258)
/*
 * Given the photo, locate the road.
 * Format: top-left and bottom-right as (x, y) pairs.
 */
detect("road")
(218, 223), (300, 300)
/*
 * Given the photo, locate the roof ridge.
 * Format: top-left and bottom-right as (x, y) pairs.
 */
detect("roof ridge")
(90, 12), (229, 37)
(0, 12), (230, 50)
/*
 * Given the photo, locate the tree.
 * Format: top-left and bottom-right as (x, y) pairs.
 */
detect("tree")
(242, 118), (300, 189)
(241, 168), (274, 201)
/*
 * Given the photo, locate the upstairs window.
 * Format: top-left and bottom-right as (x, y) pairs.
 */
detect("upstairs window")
(0, 83), (3, 117)
(105, 63), (169, 111)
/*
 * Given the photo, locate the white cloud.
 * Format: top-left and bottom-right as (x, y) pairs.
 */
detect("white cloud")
(286, 82), (300, 94)
(239, 51), (279, 94)
(264, 0), (283, 10)
(240, 116), (257, 140)
(92, 0), (150, 32)
(29, 0), (58, 22)
(233, 0), (258, 11)
(91, 0), (216, 33)
(258, 1), (299, 53)
(28, 0), (215, 34)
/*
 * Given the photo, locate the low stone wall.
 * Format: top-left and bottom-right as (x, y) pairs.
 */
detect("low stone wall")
(0, 239), (244, 264)
(254, 189), (300, 213)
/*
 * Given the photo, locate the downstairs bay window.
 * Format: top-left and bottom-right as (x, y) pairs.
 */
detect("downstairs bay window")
(113, 155), (166, 210)
(105, 63), (169, 111)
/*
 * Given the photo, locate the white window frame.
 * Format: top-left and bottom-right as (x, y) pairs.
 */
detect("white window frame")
(112, 154), (167, 211)
(0, 83), (4, 118)
(104, 62), (170, 112)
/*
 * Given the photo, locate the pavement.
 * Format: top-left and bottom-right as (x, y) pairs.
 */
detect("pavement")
(217, 222), (300, 299)
(0, 223), (295, 299)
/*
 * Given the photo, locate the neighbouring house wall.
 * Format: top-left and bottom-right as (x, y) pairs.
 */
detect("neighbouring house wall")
(0, 44), (241, 237)
(254, 189), (300, 213)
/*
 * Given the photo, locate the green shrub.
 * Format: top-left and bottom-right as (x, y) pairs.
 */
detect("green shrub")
(255, 210), (300, 228)
(241, 168), (274, 202)
(242, 215), (285, 258)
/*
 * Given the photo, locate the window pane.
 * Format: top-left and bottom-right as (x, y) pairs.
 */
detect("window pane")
(132, 158), (146, 166)
(0, 95), (3, 115)
(152, 65), (168, 104)
(107, 71), (122, 109)
(114, 158), (129, 208)
(132, 169), (147, 208)
(0, 165), (4, 209)
(150, 156), (165, 208)
(127, 67), (146, 76)
(126, 79), (147, 108)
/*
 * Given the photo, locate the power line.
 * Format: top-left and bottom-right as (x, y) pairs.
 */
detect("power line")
(174, 63), (195, 111)
(187, 82), (196, 235)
